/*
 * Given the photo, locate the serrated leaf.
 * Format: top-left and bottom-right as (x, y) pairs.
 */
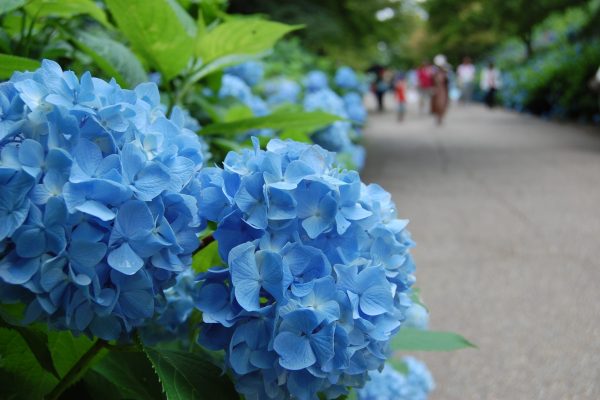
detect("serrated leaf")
(144, 347), (237, 400)
(196, 19), (301, 62)
(91, 350), (164, 400)
(24, 0), (110, 28)
(199, 110), (342, 136)
(192, 240), (223, 273)
(392, 328), (476, 351)
(73, 31), (147, 87)
(105, 0), (194, 80)
(0, 0), (25, 16)
(0, 54), (40, 79)
(0, 327), (58, 399)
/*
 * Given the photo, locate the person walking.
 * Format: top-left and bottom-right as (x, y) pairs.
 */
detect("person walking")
(416, 60), (433, 114)
(481, 62), (502, 108)
(457, 56), (476, 104)
(394, 72), (407, 122)
(431, 54), (450, 125)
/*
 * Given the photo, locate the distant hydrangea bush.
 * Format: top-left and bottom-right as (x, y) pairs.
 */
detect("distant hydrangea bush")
(334, 66), (360, 91)
(343, 92), (367, 125)
(0, 60), (207, 340)
(304, 70), (329, 92)
(225, 61), (265, 87)
(195, 138), (416, 399)
(219, 74), (271, 117)
(357, 359), (435, 400)
(263, 78), (301, 107)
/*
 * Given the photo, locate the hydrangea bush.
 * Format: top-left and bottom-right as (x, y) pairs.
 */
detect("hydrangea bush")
(0, 60), (207, 339)
(357, 359), (435, 400)
(194, 138), (417, 399)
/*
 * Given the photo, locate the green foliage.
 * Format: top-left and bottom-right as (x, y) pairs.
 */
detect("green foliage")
(145, 347), (238, 400)
(0, 0), (25, 16)
(192, 240), (223, 273)
(105, 0), (195, 80)
(89, 351), (164, 400)
(24, 0), (110, 28)
(0, 327), (58, 399)
(199, 110), (342, 136)
(0, 54), (40, 78)
(72, 30), (147, 87)
(392, 328), (476, 352)
(196, 19), (301, 63)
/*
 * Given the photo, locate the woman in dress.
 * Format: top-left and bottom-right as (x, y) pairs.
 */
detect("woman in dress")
(431, 54), (450, 125)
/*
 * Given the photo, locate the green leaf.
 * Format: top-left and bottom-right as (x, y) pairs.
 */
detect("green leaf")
(47, 330), (98, 378)
(73, 31), (147, 87)
(105, 0), (194, 80)
(0, 327), (58, 399)
(223, 104), (254, 122)
(391, 328), (476, 352)
(196, 18), (301, 62)
(0, 0), (25, 16)
(199, 110), (342, 137)
(0, 54), (40, 79)
(279, 129), (312, 143)
(91, 351), (164, 400)
(144, 347), (237, 400)
(0, 321), (60, 379)
(24, 0), (110, 28)
(192, 240), (223, 273)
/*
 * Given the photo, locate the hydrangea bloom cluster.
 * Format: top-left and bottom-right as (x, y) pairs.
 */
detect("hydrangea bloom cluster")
(140, 268), (197, 345)
(195, 138), (416, 399)
(357, 359), (435, 400)
(263, 78), (301, 107)
(334, 66), (360, 91)
(0, 60), (206, 339)
(343, 92), (367, 125)
(403, 302), (429, 330)
(225, 61), (265, 87)
(304, 70), (329, 92)
(219, 74), (270, 117)
(303, 88), (354, 153)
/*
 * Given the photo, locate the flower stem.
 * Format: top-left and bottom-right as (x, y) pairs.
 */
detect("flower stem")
(46, 339), (108, 400)
(193, 233), (215, 257)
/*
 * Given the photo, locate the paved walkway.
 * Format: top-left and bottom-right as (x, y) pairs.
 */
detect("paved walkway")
(361, 100), (600, 400)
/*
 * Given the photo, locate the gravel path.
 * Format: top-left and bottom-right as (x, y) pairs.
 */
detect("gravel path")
(361, 101), (600, 400)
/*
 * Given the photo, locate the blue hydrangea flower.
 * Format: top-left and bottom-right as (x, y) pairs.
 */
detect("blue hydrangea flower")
(225, 61), (265, 87)
(343, 92), (367, 125)
(403, 302), (429, 330)
(140, 268), (198, 344)
(304, 70), (329, 92)
(219, 74), (271, 117)
(357, 359), (435, 400)
(263, 78), (301, 107)
(195, 138), (417, 399)
(0, 60), (207, 340)
(334, 66), (360, 91)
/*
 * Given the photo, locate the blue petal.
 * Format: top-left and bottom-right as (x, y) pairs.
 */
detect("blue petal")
(107, 242), (144, 275)
(274, 332), (315, 370)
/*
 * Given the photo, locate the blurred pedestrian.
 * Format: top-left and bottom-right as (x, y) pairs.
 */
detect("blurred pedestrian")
(481, 62), (502, 108)
(368, 65), (388, 112)
(394, 72), (407, 121)
(416, 60), (433, 114)
(457, 56), (476, 103)
(431, 54), (450, 125)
